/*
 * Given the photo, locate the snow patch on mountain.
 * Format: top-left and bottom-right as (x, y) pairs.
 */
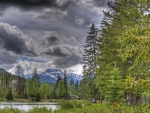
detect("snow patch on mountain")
(39, 69), (82, 83)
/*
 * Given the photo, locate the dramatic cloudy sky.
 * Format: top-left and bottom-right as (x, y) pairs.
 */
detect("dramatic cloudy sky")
(0, 0), (108, 75)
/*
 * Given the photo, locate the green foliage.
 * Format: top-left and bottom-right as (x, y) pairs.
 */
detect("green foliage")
(0, 107), (23, 113)
(6, 87), (13, 100)
(1, 104), (150, 113)
(78, 79), (89, 99)
(56, 80), (65, 98)
(81, 23), (99, 99)
(59, 100), (82, 109)
(63, 70), (68, 98)
(105, 65), (124, 104)
(25, 77), (40, 100)
(53, 76), (62, 99)
(82, 23), (99, 77)
(40, 82), (51, 99)
(95, 0), (150, 105)
(68, 79), (76, 97)
(25, 78), (32, 97)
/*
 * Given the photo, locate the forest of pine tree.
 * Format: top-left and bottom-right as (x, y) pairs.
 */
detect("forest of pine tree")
(0, 68), (80, 101)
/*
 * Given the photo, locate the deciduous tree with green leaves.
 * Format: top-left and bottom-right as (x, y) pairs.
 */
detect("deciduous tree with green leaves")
(40, 82), (51, 99)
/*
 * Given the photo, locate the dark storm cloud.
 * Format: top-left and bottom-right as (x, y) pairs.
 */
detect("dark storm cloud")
(0, 0), (77, 20)
(43, 36), (59, 45)
(0, 0), (55, 8)
(47, 36), (58, 42)
(0, 22), (36, 56)
(54, 54), (82, 68)
(0, 0), (77, 11)
(42, 31), (79, 46)
(43, 46), (68, 57)
(0, 33), (27, 54)
(41, 31), (82, 67)
(43, 44), (82, 67)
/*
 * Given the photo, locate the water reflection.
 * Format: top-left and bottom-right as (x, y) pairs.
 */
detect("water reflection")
(0, 102), (59, 111)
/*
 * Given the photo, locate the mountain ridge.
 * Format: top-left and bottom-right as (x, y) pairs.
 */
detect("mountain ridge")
(38, 69), (82, 83)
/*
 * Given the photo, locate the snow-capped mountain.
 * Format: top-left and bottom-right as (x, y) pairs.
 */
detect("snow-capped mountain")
(38, 69), (82, 83)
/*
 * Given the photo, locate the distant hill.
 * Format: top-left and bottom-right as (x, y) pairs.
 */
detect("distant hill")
(0, 68), (25, 80)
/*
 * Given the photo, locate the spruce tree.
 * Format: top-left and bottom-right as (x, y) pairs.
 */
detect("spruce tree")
(63, 69), (68, 99)
(53, 75), (62, 99)
(32, 68), (39, 83)
(16, 66), (25, 98)
(75, 81), (79, 94)
(82, 23), (99, 79)
(96, 0), (150, 105)
(82, 23), (99, 99)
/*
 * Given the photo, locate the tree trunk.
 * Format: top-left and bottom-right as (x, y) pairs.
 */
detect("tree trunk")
(100, 94), (102, 104)
(129, 93), (142, 105)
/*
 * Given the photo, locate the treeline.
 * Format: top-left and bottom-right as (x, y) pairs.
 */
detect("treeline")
(0, 68), (80, 101)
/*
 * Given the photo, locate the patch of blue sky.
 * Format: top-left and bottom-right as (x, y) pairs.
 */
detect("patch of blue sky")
(19, 55), (46, 63)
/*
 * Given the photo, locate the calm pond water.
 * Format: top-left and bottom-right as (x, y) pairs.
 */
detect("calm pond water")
(0, 102), (59, 111)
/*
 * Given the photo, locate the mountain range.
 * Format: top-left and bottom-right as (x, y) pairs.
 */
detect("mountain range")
(38, 69), (83, 83)
(0, 68), (83, 83)
(0, 68), (82, 83)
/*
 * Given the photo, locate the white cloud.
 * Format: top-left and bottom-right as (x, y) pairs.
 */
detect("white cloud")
(67, 64), (83, 75)
(75, 16), (85, 26)
(76, 0), (108, 15)
(8, 57), (83, 75)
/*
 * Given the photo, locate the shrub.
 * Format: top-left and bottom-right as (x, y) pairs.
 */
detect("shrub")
(1, 107), (23, 113)
(59, 100), (83, 109)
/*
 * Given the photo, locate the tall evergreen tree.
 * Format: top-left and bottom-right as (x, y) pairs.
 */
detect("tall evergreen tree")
(53, 75), (62, 99)
(63, 69), (68, 98)
(96, 0), (150, 105)
(75, 81), (79, 94)
(81, 23), (99, 99)
(16, 66), (25, 98)
(56, 80), (65, 99)
(82, 23), (99, 79)
(68, 79), (76, 97)
(32, 68), (39, 83)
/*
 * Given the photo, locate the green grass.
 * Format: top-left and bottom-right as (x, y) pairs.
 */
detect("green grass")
(0, 100), (150, 113)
